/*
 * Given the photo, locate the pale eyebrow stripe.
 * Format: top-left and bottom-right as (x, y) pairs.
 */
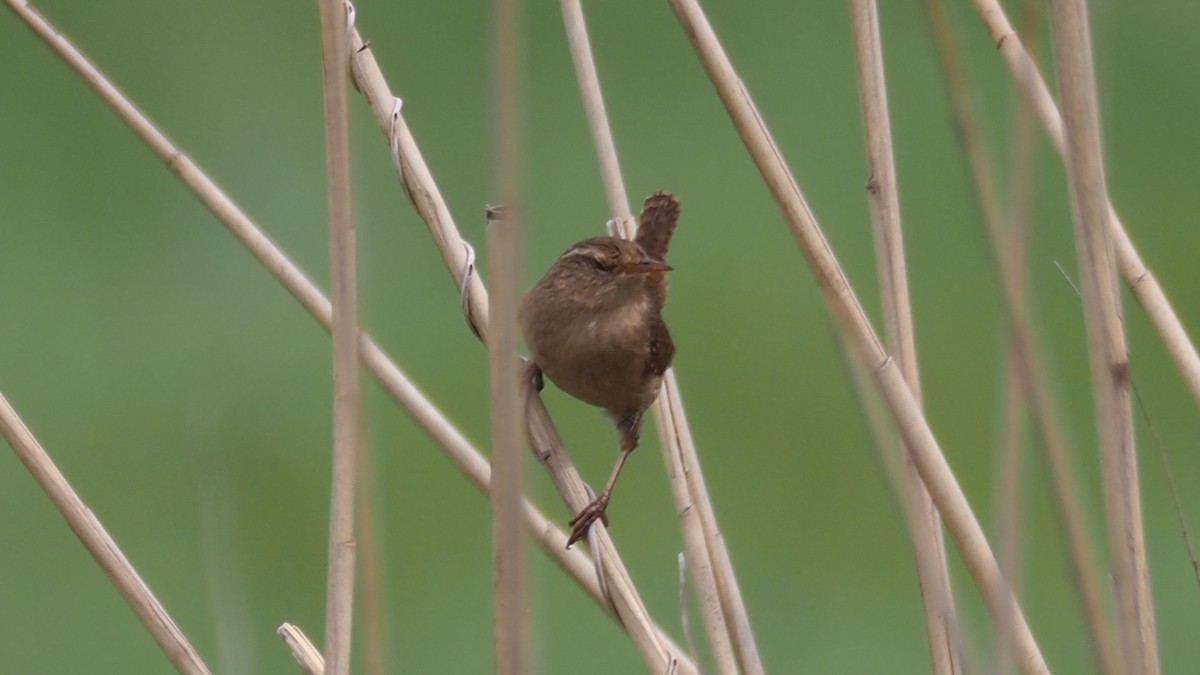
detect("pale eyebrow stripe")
(559, 246), (602, 262)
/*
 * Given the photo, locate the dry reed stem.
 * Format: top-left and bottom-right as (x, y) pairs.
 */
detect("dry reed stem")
(665, 1), (1050, 672)
(6, 5), (697, 669)
(560, 2), (759, 672)
(994, 2), (1038, 673)
(994, 353), (1026, 675)
(316, 1), (360, 673)
(354, 446), (387, 675)
(559, 0), (630, 226)
(1047, 1), (1159, 672)
(278, 623), (325, 674)
(849, 3), (961, 672)
(345, 22), (694, 673)
(969, 0), (1200, 416)
(925, 4), (1118, 673)
(489, 0), (528, 671)
(0, 390), (213, 675)
(837, 336), (907, 499)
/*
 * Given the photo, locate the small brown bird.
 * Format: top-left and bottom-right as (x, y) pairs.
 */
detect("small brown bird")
(519, 191), (680, 547)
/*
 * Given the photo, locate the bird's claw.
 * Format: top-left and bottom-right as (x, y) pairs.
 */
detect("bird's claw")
(566, 496), (610, 549)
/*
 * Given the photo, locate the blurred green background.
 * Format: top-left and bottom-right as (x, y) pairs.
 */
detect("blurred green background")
(2, 0), (1199, 672)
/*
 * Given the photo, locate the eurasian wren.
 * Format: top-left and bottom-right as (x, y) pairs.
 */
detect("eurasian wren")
(519, 191), (680, 547)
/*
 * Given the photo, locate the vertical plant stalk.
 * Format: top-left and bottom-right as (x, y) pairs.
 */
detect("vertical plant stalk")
(559, 0), (629, 225)
(969, 0), (1200, 414)
(925, 4), (1118, 673)
(355, 443), (387, 675)
(316, 1), (360, 673)
(665, 1), (1050, 672)
(489, 0), (528, 671)
(0, 391), (213, 675)
(559, 2), (758, 673)
(993, 3), (1038, 673)
(1047, 1), (1159, 672)
(849, 3), (961, 672)
(6, 6), (696, 670)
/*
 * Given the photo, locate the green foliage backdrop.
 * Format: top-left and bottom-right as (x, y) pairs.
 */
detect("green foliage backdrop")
(1, 1), (1198, 672)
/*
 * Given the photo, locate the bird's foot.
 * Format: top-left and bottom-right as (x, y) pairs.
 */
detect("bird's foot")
(566, 493), (610, 549)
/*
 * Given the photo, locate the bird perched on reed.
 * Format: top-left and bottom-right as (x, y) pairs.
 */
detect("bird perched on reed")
(519, 191), (680, 547)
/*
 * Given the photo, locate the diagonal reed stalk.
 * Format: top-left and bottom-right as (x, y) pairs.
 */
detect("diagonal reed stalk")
(1047, 0), (1159, 671)
(5, 4), (698, 671)
(969, 0), (1200, 415)
(849, 2), (961, 672)
(315, 1), (360, 673)
(278, 623), (325, 674)
(924, 3), (1118, 673)
(489, 0), (528, 671)
(665, 0), (1050, 672)
(559, 1), (756, 672)
(0, 390), (213, 675)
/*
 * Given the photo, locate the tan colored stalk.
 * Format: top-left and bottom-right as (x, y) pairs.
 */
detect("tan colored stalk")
(560, 1), (748, 673)
(0, 391), (212, 675)
(837, 337), (907, 499)
(993, 113), (1034, 675)
(354, 447), (387, 675)
(316, 2), (360, 673)
(5, 5), (697, 670)
(665, 0), (1049, 672)
(969, 0), (1200, 415)
(489, 0), (528, 671)
(925, 4), (1117, 672)
(559, 0), (630, 226)
(849, 3), (960, 672)
(994, 3), (1038, 673)
(278, 624), (325, 674)
(993, 353), (1026, 675)
(1047, 1), (1158, 672)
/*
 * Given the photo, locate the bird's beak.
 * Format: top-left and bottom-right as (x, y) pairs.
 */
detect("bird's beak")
(623, 257), (672, 274)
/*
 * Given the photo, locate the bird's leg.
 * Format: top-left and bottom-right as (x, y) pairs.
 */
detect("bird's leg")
(567, 411), (643, 548)
(522, 359), (544, 393)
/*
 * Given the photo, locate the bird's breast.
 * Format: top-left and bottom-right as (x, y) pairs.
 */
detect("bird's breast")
(524, 294), (664, 414)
